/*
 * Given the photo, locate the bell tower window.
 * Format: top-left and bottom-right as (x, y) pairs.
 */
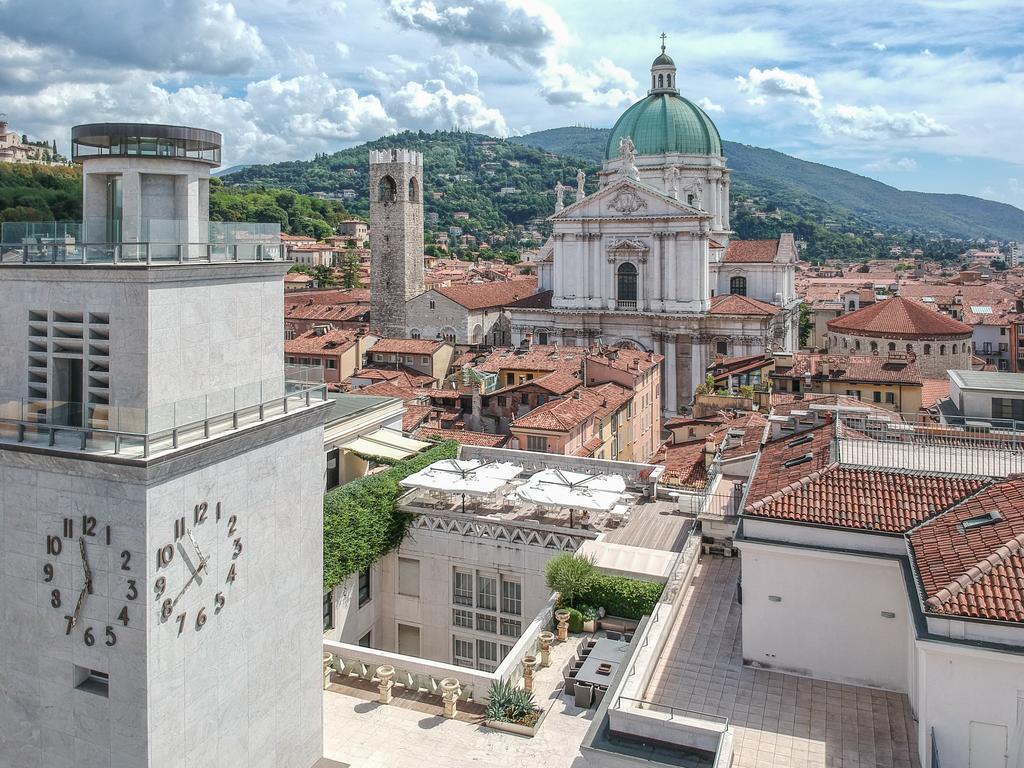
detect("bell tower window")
(658, 74), (664, 88)
(408, 176), (419, 202)
(378, 175), (397, 203)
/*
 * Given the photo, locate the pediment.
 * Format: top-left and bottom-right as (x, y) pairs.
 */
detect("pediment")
(550, 177), (706, 221)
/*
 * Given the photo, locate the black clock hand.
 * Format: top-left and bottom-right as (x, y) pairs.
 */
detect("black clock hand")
(79, 537), (93, 594)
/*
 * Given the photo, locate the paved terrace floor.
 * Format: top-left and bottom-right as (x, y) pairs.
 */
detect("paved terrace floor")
(645, 558), (921, 768)
(603, 500), (691, 551)
(323, 631), (594, 768)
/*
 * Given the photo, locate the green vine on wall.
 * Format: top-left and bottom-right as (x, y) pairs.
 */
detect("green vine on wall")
(322, 440), (458, 590)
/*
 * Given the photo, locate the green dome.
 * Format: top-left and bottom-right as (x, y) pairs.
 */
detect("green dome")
(605, 93), (722, 159)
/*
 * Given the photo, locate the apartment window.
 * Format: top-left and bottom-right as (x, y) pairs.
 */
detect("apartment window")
(500, 643), (514, 660)
(477, 639), (498, 672)
(398, 557), (420, 598)
(500, 618), (522, 638)
(497, 396), (507, 407)
(477, 574), (497, 611)
(327, 359), (337, 369)
(323, 591), (334, 631)
(992, 397), (1024, 420)
(452, 609), (473, 628)
(476, 613), (497, 633)
(873, 391), (882, 403)
(527, 435), (547, 452)
(374, 354), (383, 362)
(453, 570), (473, 606)
(501, 578), (522, 616)
(520, 392), (529, 405)
(421, 356), (429, 364)
(885, 392), (896, 404)
(358, 568), (371, 607)
(453, 637), (474, 667)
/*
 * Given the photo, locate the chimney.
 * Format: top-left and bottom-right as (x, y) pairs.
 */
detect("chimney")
(522, 332), (533, 350)
(820, 360), (830, 377)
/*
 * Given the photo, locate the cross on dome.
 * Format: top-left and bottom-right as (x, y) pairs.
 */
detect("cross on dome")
(660, 32), (667, 54)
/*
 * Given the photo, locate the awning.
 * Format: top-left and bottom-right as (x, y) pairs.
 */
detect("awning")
(577, 540), (674, 583)
(339, 429), (432, 461)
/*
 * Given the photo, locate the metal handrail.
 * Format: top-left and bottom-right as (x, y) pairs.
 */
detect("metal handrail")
(0, 383), (327, 458)
(614, 695), (729, 727)
(0, 241), (283, 266)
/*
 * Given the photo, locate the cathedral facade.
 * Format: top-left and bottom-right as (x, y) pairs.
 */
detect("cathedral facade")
(508, 45), (800, 414)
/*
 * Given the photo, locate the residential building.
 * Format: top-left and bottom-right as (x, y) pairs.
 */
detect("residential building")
(941, 369), (1024, 425)
(365, 337), (455, 384)
(338, 218), (368, 247)
(0, 120), (55, 164)
(284, 327), (376, 385)
(771, 351), (928, 412)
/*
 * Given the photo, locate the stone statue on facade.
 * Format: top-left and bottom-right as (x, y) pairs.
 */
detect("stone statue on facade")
(669, 166), (681, 201)
(684, 179), (704, 208)
(554, 180), (566, 212)
(575, 168), (586, 202)
(618, 136), (639, 180)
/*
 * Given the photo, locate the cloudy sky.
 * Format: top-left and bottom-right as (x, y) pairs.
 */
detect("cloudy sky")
(2, 0), (1022, 208)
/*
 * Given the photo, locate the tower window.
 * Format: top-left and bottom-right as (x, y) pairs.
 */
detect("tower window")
(658, 73), (664, 88)
(729, 276), (746, 296)
(667, 74), (672, 88)
(408, 176), (419, 202)
(378, 175), (397, 203)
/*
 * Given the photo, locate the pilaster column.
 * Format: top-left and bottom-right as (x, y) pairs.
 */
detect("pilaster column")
(120, 170), (142, 243)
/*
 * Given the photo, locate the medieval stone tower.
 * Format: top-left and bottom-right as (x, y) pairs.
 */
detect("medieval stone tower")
(369, 148), (425, 337)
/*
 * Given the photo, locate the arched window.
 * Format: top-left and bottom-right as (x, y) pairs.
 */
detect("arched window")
(855, 340), (861, 351)
(652, 75), (656, 89)
(408, 176), (419, 202)
(940, 344), (946, 355)
(888, 342), (896, 352)
(616, 262), (638, 306)
(952, 343), (958, 354)
(378, 175), (397, 203)
(667, 74), (672, 88)
(906, 343), (913, 354)
(924, 344), (932, 355)
(658, 74), (664, 88)
(870, 341), (878, 354)
(687, 193), (695, 206)
(730, 276), (747, 296)
(841, 337), (848, 349)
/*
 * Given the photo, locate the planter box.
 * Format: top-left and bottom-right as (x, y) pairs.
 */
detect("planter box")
(483, 699), (553, 738)
(582, 619), (597, 633)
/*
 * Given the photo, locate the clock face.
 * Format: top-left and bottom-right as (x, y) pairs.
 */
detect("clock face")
(42, 514), (136, 647)
(153, 501), (242, 636)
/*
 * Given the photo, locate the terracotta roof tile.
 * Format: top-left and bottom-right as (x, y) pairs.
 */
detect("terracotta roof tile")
(512, 383), (631, 432)
(437, 277), (539, 310)
(827, 297), (972, 339)
(909, 478), (1024, 622)
(371, 338), (448, 354)
(724, 239), (779, 263)
(284, 328), (360, 355)
(416, 427), (509, 447)
(655, 440), (710, 488)
(402, 405), (432, 432)
(709, 294), (780, 316)
(773, 353), (923, 385)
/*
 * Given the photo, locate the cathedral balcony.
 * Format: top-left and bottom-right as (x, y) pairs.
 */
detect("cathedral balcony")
(615, 300), (638, 311)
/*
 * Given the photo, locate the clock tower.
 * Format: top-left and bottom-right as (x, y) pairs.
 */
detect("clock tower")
(0, 123), (331, 768)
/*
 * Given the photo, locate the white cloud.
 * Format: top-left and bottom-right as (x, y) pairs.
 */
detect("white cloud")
(826, 104), (953, 139)
(539, 58), (637, 109)
(872, 42), (887, 51)
(697, 97), (724, 114)
(736, 66), (823, 108)
(864, 157), (918, 172)
(334, 42), (351, 58)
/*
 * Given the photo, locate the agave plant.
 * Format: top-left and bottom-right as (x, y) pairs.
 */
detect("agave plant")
(484, 680), (538, 723)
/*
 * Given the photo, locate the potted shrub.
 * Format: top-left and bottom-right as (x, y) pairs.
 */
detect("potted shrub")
(578, 604), (599, 633)
(483, 680), (545, 737)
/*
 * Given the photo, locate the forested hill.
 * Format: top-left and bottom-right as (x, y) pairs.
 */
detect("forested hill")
(508, 127), (1024, 241)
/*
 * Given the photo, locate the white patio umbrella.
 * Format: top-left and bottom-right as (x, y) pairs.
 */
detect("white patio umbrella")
(514, 469), (626, 525)
(400, 459), (523, 511)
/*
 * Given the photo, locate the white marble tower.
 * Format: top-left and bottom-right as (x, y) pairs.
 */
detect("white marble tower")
(0, 123), (331, 768)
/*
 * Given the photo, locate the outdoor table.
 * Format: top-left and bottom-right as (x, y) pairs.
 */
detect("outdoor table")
(573, 638), (629, 689)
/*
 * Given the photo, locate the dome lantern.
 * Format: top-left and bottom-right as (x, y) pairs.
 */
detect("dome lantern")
(650, 33), (678, 95)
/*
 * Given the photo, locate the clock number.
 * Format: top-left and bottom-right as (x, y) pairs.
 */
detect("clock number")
(226, 564), (237, 583)
(63, 517), (74, 538)
(117, 606), (129, 627)
(125, 580), (138, 601)
(43, 563), (54, 583)
(174, 516), (186, 541)
(82, 515), (97, 537)
(105, 626), (117, 647)
(154, 576), (166, 597)
(64, 615), (75, 635)
(232, 538), (243, 558)
(105, 525), (111, 546)
(157, 544), (174, 568)
(176, 613), (187, 636)
(161, 599), (173, 620)
(194, 502), (208, 526)
(227, 515), (237, 537)
(195, 607), (207, 630)
(214, 592), (225, 612)
(83, 627), (95, 647)
(120, 550), (131, 571)
(50, 589), (61, 608)
(46, 535), (62, 556)
(215, 502), (222, 522)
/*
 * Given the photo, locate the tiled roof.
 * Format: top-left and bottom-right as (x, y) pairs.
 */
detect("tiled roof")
(712, 412), (768, 459)
(909, 478), (1024, 622)
(437, 277), (539, 310)
(920, 378), (951, 409)
(655, 440), (710, 489)
(512, 383), (631, 432)
(724, 239), (779, 263)
(284, 328), (360, 355)
(773, 353), (923, 385)
(585, 348), (663, 376)
(286, 288), (370, 305)
(709, 294), (780, 316)
(475, 345), (587, 375)
(745, 422), (986, 533)
(353, 381), (421, 401)
(352, 367), (436, 388)
(770, 393), (896, 419)
(575, 435), (606, 457)
(285, 303), (367, 322)
(827, 297), (972, 339)
(508, 289), (553, 309)
(402, 405), (433, 432)
(533, 371), (584, 394)
(371, 338), (448, 354)
(416, 427), (508, 447)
